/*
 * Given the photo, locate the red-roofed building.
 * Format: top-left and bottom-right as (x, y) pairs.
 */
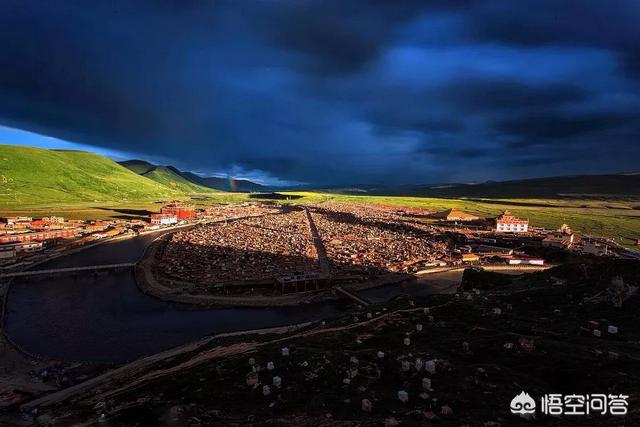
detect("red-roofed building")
(161, 202), (195, 220)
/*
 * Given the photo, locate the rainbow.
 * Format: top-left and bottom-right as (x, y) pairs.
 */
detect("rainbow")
(228, 176), (237, 192)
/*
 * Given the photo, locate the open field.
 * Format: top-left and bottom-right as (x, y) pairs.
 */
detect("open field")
(0, 191), (638, 246)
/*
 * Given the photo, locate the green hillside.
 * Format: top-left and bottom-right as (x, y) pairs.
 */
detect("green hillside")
(0, 145), (182, 207)
(140, 166), (218, 194)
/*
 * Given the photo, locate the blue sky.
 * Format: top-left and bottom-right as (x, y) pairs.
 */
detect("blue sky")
(1, 1), (639, 185)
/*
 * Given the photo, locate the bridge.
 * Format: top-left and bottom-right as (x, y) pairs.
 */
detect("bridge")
(335, 286), (371, 307)
(0, 263), (135, 279)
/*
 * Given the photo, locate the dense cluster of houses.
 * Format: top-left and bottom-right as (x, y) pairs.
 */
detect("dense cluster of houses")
(0, 215), (137, 265)
(158, 208), (319, 289)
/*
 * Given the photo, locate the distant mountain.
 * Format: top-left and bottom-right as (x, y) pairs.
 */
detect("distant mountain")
(120, 160), (266, 193)
(310, 173), (640, 198)
(180, 172), (267, 192)
(0, 145), (182, 207)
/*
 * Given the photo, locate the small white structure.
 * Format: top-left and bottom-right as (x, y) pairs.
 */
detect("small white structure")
(248, 358), (255, 366)
(415, 358), (423, 371)
(266, 361), (275, 371)
(281, 347), (290, 357)
(416, 324), (423, 332)
(403, 337), (411, 346)
(608, 325), (618, 334)
(422, 377), (432, 390)
(397, 390), (409, 403)
(377, 351), (385, 359)
(262, 385), (271, 396)
(272, 376), (282, 387)
(593, 329), (601, 337)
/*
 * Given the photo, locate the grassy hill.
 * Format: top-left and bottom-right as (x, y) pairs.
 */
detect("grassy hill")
(0, 145), (183, 207)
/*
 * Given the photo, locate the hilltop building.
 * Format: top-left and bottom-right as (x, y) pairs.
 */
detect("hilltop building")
(430, 208), (479, 221)
(495, 211), (528, 233)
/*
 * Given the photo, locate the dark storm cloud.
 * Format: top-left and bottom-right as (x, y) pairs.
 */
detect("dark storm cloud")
(497, 112), (637, 141)
(435, 80), (589, 113)
(464, 0), (640, 78)
(1, 0), (639, 184)
(269, 0), (472, 74)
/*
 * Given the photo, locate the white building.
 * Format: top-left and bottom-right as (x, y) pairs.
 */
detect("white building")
(495, 211), (529, 233)
(150, 213), (178, 226)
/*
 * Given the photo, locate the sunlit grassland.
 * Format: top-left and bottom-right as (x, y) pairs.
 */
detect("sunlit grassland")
(280, 192), (640, 246)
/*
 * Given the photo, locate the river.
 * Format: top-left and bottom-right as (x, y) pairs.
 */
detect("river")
(4, 230), (461, 364)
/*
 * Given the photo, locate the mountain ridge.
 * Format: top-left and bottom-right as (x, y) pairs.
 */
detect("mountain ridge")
(287, 172), (640, 198)
(120, 160), (267, 192)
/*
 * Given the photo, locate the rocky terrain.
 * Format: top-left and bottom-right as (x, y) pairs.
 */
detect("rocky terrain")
(6, 259), (639, 426)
